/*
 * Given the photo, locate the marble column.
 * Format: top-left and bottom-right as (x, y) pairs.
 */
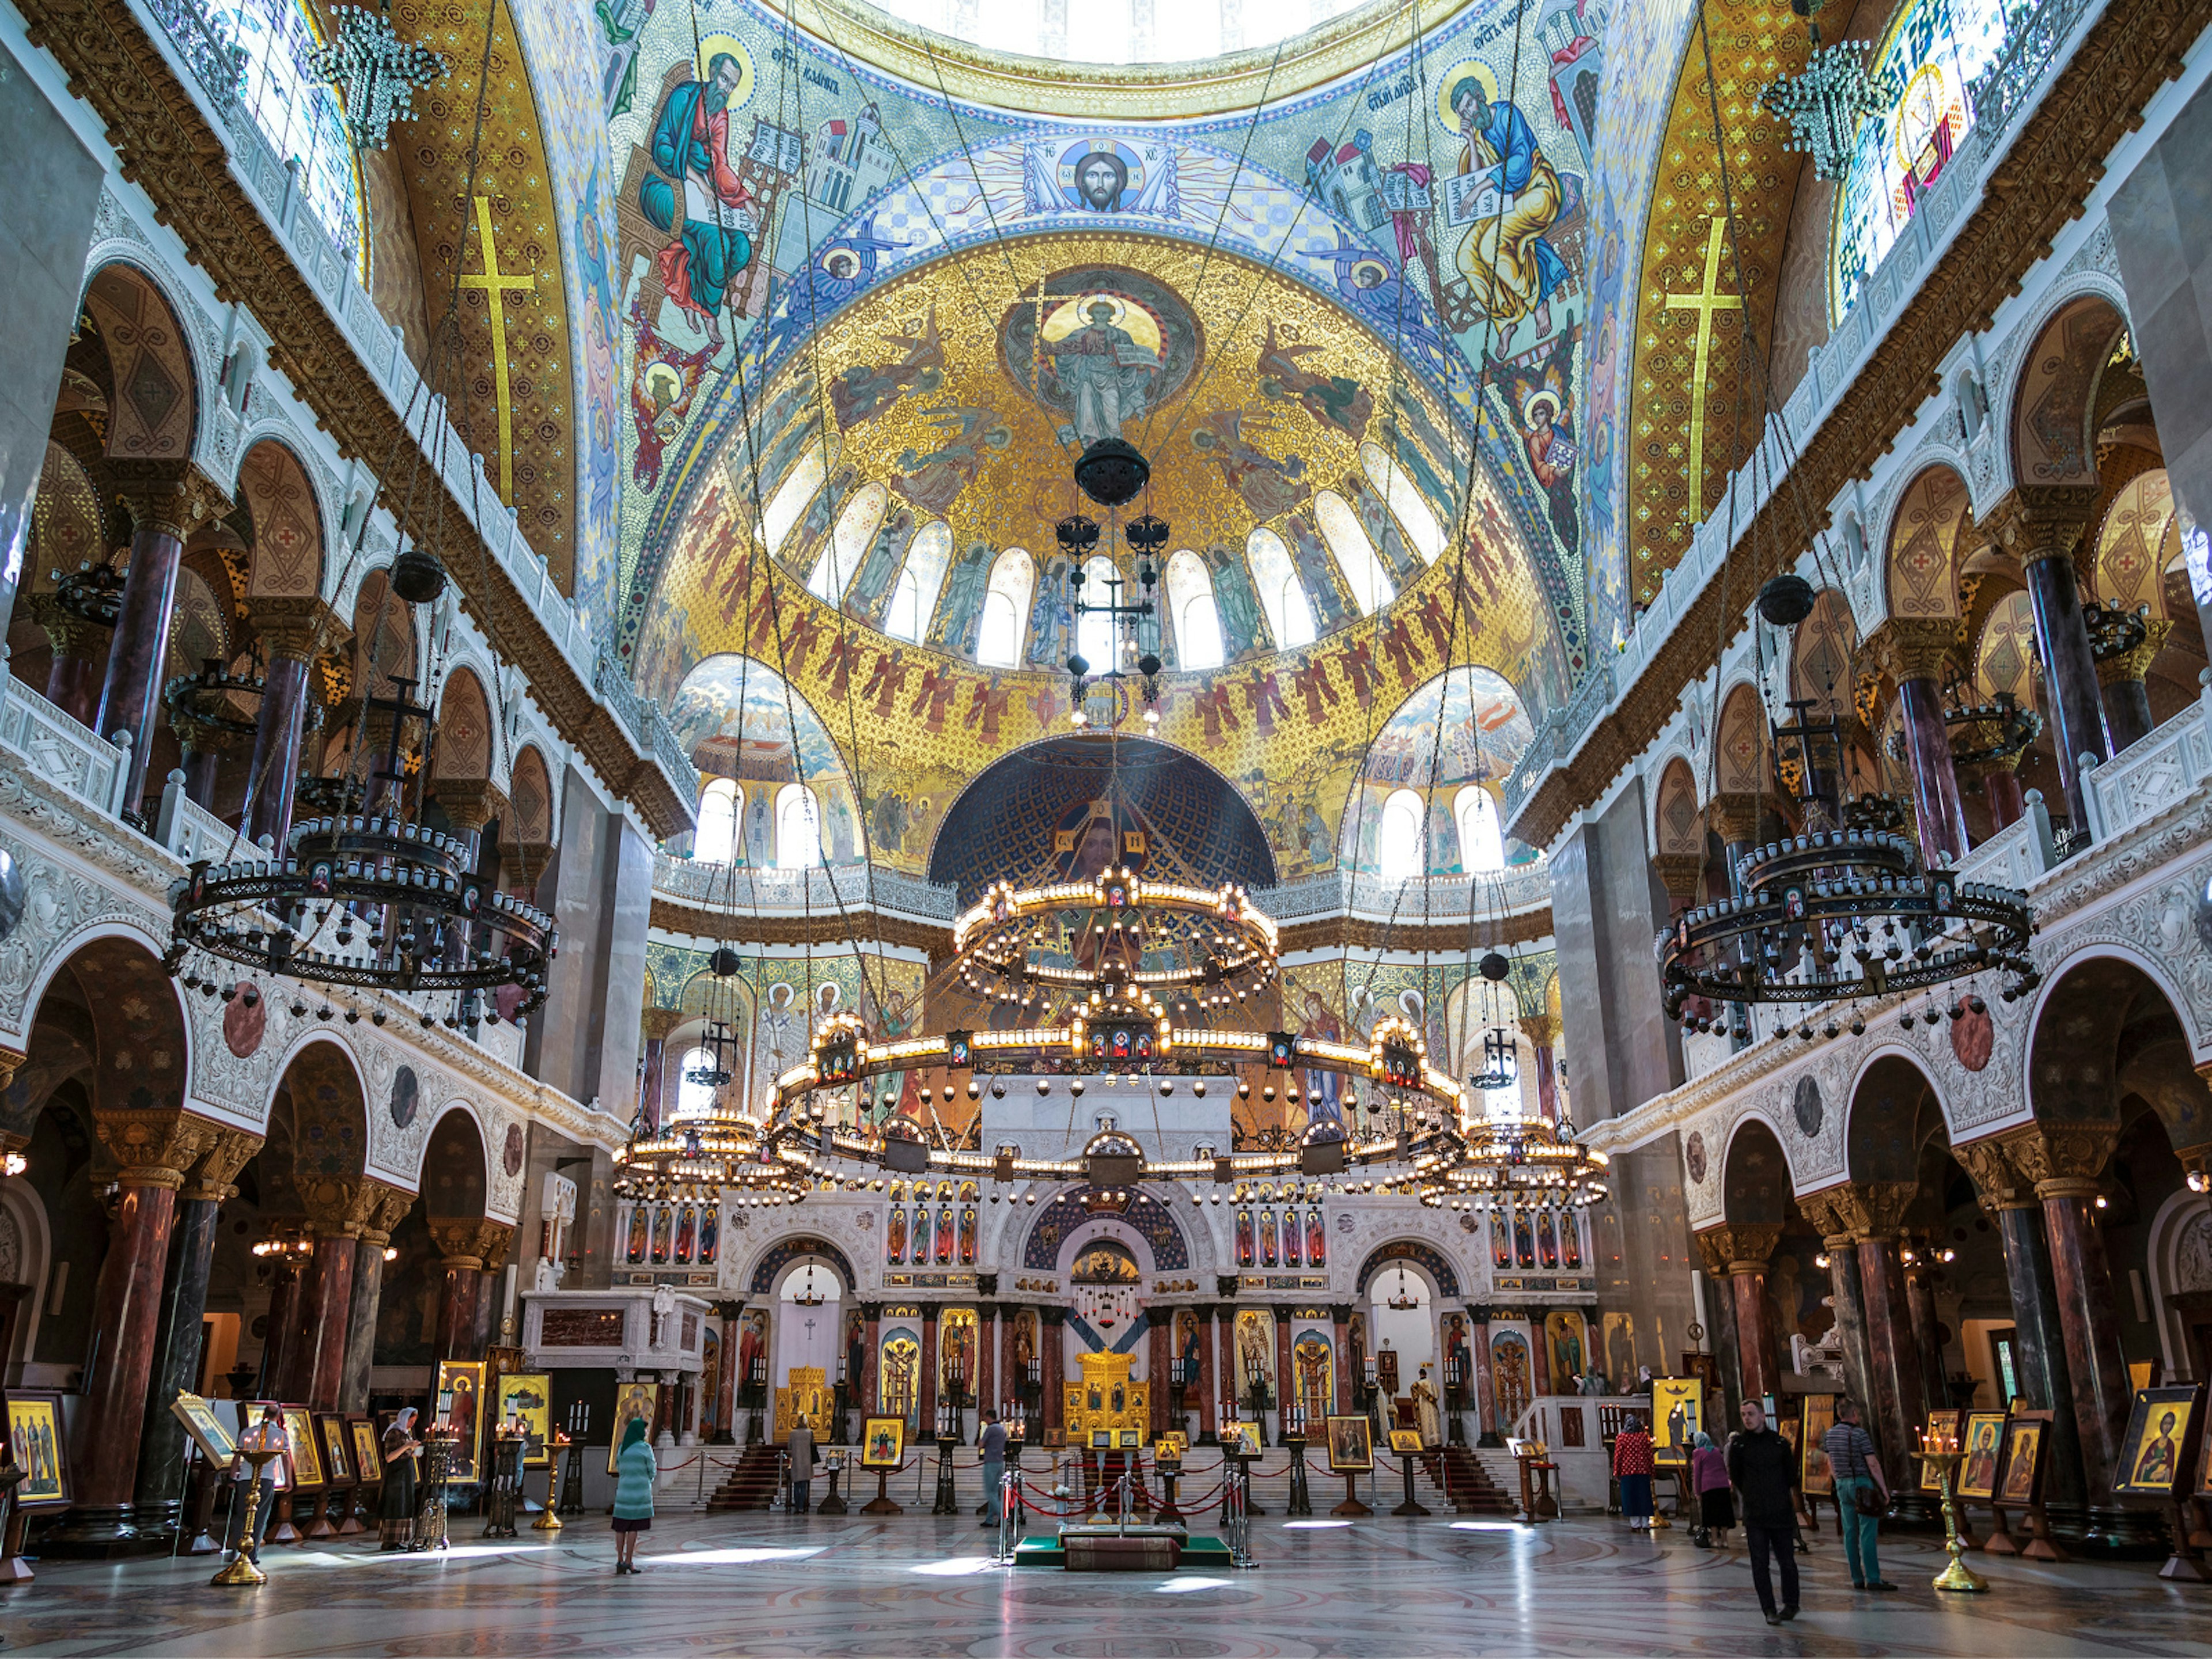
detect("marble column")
(1519, 1014), (1560, 1121)
(2040, 1177), (2135, 1516)
(1196, 1302), (1219, 1442)
(978, 1302), (998, 1426)
(1815, 1224), (1877, 1423)
(861, 1302), (881, 1419)
(64, 1109), (212, 1544)
(95, 469), (222, 812)
(1274, 1306), (1295, 1432)
(259, 1261), (301, 1399)
(714, 1306), (740, 1442)
(242, 598), (336, 848)
(340, 1185), (413, 1413)
(1953, 1137), (2089, 1517)
(1468, 1308), (1498, 1446)
(429, 1221), (490, 1368)
(286, 1230), (357, 1410)
(1697, 1224), (1782, 1407)
(1961, 751), (2027, 833)
(919, 1305), (940, 1435)
(1041, 1308), (1066, 1441)
(637, 1009), (683, 1132)
(1331, 1304), (1352, 1415)
(1702, 1268), (1744, 1429)
(28, 592), (108, 726)
(1855, 1234), (1926, 1484)
(469, 1267), (498, 1356)
(2009, 505), (2107, 826)
(131, 1129), (262, 1536)
(2094, 618), (2171, 755)
(1867, 619), (1970, 865)
(1903, 1248), (1948, 1415)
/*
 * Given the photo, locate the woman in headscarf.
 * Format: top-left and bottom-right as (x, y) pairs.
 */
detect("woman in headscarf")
(379, 1407), (422, 1551)
(1691, 1429), (1734, 1550)
(611, 1416), (657, 1574)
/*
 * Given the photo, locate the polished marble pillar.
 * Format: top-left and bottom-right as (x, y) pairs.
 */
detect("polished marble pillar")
(260, 1260), (301, 1399)
(1966, 755), (2027, 833)
(1817, 1229), (1877, 1422)
(2014, 514), (2107, 826)
(1903, 1251), (1948, 1415)
(1696, 1225), (1781, 1411)
(1855, 1234), (1926, 1488)
(431, 1253), (483, 1369)
(861, 1302), (881, 1421)
(1520, 1015), (1560, 1121)
(339, 1183), (412, 1414)
(2095, 619), (2169, 755)
(2040, 1177), (2137, 1527)
(637, 1009), (683, 1132)
(1041, 1308), (1066, 1441)
(130, 1130), (258, 1537)
(919, 1305), (940, 1435)
(64, 1110), (210, 1546)
(1897, 675), (1969, 865)
(714, 1305), (740, 1442)
(977, 1302), (998, 1431)
(30, 592), (108, 726)
(242, 607), (319, 848)
(95, 470), (220, 812)
(1332, 1304), (1352, 1415)
(1275, 1306), (1296, 1432)
(293, 1232), (357, 1409)
(1997, 1199), (2088, 1514)
(1148, 1309), (1170, 1440)
(1196, 1302), (1219, 1442)
(1468, 1308), (1498, 1446)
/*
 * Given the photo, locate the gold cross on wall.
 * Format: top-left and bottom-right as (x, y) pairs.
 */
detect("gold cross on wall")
(459, 195), (537, 505)
(1663, 217), (1743, 522)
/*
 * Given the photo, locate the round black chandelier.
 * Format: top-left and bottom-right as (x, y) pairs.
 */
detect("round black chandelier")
(166, 662), (557, 1024)
(1657, 828), (2035, 1040)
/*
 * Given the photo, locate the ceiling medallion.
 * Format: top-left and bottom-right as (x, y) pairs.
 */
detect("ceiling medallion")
(309, 3), (449, 153)
(1657, 828), (2036, 1042)
(166, 673), (555, 1027)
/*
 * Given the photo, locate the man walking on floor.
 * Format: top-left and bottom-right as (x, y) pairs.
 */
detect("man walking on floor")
(1726, 1397), (1800, 1625)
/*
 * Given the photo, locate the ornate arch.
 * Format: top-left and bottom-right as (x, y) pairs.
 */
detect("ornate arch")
(1354, 1237), (1460, 1298)
(77, 261), (199, 462)
(1881, 464), (1974, 620)
(2007, 293), (2130, 491)
(745, 1234), (858, 1295)
(233, 438), (326, 600)
(1021, 1187), (1191, 1272)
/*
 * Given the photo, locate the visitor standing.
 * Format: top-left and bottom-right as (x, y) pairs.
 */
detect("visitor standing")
(225, 1404), (289, 1560)
(612, 1417), (656, 1574)
(979, 1408), (1008, 1528)
(1612, 1414), (1654, 1528)
(1726, 1399), (1800, 1624)
(378, 1407), (422, 1551)
(1690, 1430), (1734, 1548)
(787, 1415), (817, 1513)
(1820, 1397), (1896, 1590)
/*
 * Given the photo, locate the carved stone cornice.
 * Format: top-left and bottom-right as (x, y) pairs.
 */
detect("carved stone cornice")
(1695, 1221), (1783, 1275)
(2000, 1123), (2119, 1190)
(248, 596), (347, 666)
(93, 1107), (217, 1190)
(11, 0), (690, 839)
(182, 1127), (263, 1203)
(1505, 0), (2212, 851)
(1858, 618), (1962, 688)
(108, 461), (229, 544)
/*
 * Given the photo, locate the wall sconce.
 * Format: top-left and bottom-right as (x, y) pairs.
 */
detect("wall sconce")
(1, 1152), (25, 1178)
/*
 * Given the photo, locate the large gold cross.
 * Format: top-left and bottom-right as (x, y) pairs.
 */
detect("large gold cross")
(1664, 217), (1743, 521)
(459, 195), (537, 505)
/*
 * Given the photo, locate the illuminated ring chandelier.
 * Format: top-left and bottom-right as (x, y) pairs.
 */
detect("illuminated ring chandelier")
(168, 809), (557, 1013)
(1422, 1113), (1612, 1214)
(950, 866), (1281, 1017)
(614, 1107), (809, 1207)
(1656, 828), (2035, 1035)
(762, 1010), (1475, 1192)
(1945, 698), (2041, 770)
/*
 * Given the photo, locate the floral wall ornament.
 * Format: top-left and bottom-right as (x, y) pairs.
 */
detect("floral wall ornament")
(309, 5), (448, 153)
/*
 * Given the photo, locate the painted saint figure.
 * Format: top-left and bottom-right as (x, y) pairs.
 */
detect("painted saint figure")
(1449, 73), (1570, 338)
(642, 53), (757, 350)
(1044, 300), (1161, 445)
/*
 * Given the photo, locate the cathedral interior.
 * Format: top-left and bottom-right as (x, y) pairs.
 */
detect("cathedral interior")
(0, 0), (2207, 1646)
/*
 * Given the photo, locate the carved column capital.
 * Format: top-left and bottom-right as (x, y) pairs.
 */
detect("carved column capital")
(434, 778), (507, 835)
(1999, 1123), (2119, 1191)
(353, 1179), (416, 1249)
(25, 592), (112, 661)
(429, 1216), (514, 1272)
(249, 595), (348, 666)
(1859, 617), (1963, 687)
(93, 1107), (218, 1190)
(1652, 853), (1704, 902)
(1984, 487), (2098, 566)
(1706, 793), (1760, 848)
(503, 840), (555, 893)
(2093, 616), (2172, 686)
(1516, 1012), (1560, 1049)
(1951, 1134), (2035, 1211)
(109, 461), (230, 542)
(182, 1127), (264, 1203)
(1801, 1179), (1917, 1240)
(640, 1006), (687, 1043)
(1694, 1222), (1783, 1275)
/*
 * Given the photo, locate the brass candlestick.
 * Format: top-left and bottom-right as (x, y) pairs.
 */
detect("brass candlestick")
(1916, 1441), (1986, 1593)
(211, 1446), (282, 1587)
(532, 1435), (565, 1531)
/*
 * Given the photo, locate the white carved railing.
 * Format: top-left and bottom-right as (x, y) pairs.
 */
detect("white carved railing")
(1512, 0), (2113, 834)
(1955, 789), (2059, 888)
(1263, 860), (1552, 923)
(0, 657), (132, 819)
(653, 851), (961, 921)
(2080, 688), (2212, 846)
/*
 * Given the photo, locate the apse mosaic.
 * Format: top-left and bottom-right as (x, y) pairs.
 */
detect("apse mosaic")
(596, 0), (1609, 726)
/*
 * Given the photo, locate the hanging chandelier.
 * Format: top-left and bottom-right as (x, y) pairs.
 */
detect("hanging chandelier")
(1060, 512), (1165, 729)
(309, 2), (449, 153)
(1656, 828), (2035, 1039)
(613, 1104), (808, 1206)
(1757, 0), (1887, 181)
(166, 664), (556, 1024)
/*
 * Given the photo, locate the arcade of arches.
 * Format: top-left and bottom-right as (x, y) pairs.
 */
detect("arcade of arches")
(0, 0), (2210, 1645)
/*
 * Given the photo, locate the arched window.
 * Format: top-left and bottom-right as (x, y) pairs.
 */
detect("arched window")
(976, 548), (1035, 668)
(775, 783), (821, 869)
(694, 778), (740, 863)
(1164, 550), (1224, 669)
(809, 480), (885, 600)
(763, 445), (832, 558)
(1315, 490), (1395, 615)
(1455, 785), (1505, 873)
(674, 1046), (718, 1118)
(1375, 788), (1425, 884)
(1831, 0), (2009, 319)
(207, 0), (365, 270)
(1359, 441), (1446, 563)
(885, 520), (953, 641)
(1245, 528), (1317, 649)
(1074, 555), (1119, 672)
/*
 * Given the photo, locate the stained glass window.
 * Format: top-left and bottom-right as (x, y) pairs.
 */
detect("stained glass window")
(1830, 0), (2009, 321)
(207, 0), (368, 272)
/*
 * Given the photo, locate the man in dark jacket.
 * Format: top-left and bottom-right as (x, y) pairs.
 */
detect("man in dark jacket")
(1725, 1398), (1800, 1624)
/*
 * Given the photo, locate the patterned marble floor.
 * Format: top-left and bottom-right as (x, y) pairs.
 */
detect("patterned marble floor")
(1, 1510), (2200, 1656)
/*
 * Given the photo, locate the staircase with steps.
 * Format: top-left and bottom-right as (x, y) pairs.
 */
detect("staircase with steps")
(1430, 1445), (1516, 1515)
(705, 1445), (781, 1511)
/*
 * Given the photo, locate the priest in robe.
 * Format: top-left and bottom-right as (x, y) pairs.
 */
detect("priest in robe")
(1411, 1366), (1443, 1448)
